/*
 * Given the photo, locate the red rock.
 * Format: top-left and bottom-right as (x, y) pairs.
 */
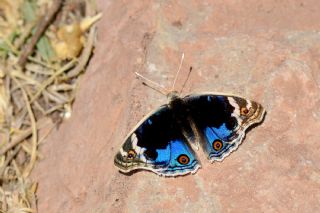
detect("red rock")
(33, 0), (320, 212)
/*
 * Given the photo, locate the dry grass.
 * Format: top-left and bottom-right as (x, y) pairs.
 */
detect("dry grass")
(0, 0), (101, 212)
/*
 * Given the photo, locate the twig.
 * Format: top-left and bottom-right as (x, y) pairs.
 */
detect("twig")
(0, 146), (22, 177)
(30, 59), (77, 103)
(65, 26), (96, 78)
(0, 118), (52, 157)
(29, 182), (39, 213)
(18, 0), (64, 68)
(11, 77), (37, 178)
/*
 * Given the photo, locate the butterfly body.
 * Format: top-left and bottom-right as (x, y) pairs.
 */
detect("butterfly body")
(114, 91), (265, 176)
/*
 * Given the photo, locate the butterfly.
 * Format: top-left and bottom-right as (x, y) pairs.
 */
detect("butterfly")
(114, 56), (265, 177)
(114, 89), (265, 176)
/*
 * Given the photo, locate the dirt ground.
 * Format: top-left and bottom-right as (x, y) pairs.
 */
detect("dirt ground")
(33, 0), (320, 212)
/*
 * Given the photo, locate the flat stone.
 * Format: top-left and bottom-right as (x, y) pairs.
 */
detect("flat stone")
(33, 1), (320, 212)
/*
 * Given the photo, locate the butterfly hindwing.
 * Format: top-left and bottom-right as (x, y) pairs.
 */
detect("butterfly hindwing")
(183, 94), (265, 162)
(114, 106), (200, 176)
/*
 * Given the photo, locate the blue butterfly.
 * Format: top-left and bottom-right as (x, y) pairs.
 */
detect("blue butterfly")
(114, 91), (265, 177)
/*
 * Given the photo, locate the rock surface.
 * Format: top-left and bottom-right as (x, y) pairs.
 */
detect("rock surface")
(33, 1), (320, 212)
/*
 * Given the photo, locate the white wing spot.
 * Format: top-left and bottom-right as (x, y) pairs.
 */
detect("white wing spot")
(246, 100), (252, 110)
(131, 133), (144, 159)
(228, 97), (241, 125)
(228, 97), (239, 111)
(131, 133), (138, 147)
(120, 148), (127, 157)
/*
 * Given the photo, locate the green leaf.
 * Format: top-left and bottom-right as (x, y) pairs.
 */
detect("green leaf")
(0, 41), (9, 58)
(0, 31), (20, 58)
(8, 30), (19, 43)
(36, 35), (55, 61)
(21, 0), (37, 23)
(0, 41), (11, 52)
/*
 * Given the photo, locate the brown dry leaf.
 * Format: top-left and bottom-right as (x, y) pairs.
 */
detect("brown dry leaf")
(52, 13), (102, 60)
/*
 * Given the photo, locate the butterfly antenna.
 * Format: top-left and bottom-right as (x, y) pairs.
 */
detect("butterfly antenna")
(171, 53), (184, 91)
(135, 72), (169, 96)
(179, 66), (193, 94)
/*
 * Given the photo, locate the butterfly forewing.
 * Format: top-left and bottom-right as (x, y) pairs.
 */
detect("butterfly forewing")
(114, 105), (200, 176)
(183, 94), (265, 162)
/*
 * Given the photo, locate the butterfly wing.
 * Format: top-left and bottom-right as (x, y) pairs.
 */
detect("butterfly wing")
(114, 105), (200, 176)
(183, 94), (265, 162)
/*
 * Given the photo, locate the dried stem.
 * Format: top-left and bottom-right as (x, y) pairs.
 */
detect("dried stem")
(18, 0), (64, 68)
(11, 77), (37, 178)
(0, 118), (52, 157)
(0, 146), (21, 177)
(30, 59), (77, 103)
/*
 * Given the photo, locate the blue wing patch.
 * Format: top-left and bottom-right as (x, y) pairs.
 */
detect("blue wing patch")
(211, 123), (233, 141)
(204, 126), (238, 161)
(163, 140), (199, 175)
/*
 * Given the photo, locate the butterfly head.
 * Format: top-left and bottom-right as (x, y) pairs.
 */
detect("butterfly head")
(167, 90), (180, 102)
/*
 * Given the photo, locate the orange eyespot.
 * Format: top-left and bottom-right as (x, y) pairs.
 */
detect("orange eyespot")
(240, 107), (250, 116)
(127, 149), (136, 160)
(212, 140), (223, 151)
(177, 154), (190, 165)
